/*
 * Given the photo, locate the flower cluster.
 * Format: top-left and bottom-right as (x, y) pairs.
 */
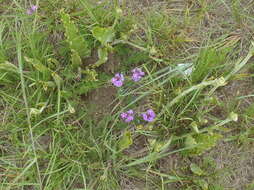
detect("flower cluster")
(120, 109), (156, 123)
(111, 67), (156, 123)
(131, 68), (145, 82)
(111, 73), (124, 87)
(121, 110), (134, 123)
(142, 109), (156, 122)
(111, 67), (145, 87)
(27, 5), (38, 15)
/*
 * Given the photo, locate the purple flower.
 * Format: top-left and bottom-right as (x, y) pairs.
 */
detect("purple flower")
(132, 68), (145, 82)
(121, 110), (134, 123)
(111, 73), (124, 87)
(142, 109), (156, 122)
(27, 5), (38, 15)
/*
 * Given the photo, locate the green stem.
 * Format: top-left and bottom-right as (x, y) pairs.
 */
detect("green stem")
(16, 25), (42, 190)
(158, 79), (220, 119)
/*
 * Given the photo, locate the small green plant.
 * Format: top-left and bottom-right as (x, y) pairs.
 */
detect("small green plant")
(60, 10), (90, 58)
(183, 133), (222, 157)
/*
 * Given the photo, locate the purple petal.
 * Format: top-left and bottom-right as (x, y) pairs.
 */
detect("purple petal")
(115, 73), (124, 81)
(147, 109), (155, 117)
(142, 109), (156, 122)
(125, 115), (134, 122)
(121, 113), (127, 119)
(111, 77), (117, 83)
(132, 74), (141, 82)
(142, 113), (148, 121)
(131, 68), (145, 82)
(140, 71), (145, 76)
(120, 74), (124, 81)
(146, 116), (154, 122)
(115, 73), (121, 77)
(112, 80), (123, 87)
(31, 5), (38, 11)
(127, 109), (134, 115)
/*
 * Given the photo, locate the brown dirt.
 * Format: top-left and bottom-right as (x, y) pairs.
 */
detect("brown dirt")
(205, 141), (254, 190)
(80, 46), (121, 120)
(83, 49), (120, 74)
(82, 86), (117, 120)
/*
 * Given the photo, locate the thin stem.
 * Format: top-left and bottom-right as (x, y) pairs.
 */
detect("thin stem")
(16, 23), (42, 190)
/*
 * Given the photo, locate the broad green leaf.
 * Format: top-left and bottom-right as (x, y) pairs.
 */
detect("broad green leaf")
(92, 26), (115, 45)
(190, 163), (204, 176)
(60, 10), (90, 58)
(118, 131), (133, 151)
(71, 50), (82, 68)
(183, 133), (222, 156)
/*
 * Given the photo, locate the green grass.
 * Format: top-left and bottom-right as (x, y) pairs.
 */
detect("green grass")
(0, 0), (254, 189)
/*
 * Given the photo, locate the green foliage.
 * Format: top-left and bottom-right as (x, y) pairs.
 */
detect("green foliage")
(183, 133), (222, 156)
(24, 56), (52, 81)
(209, 184), (225, 190)
(190, 163), (205, 176)
(193, 179), (209, 190)
(191, 48), (228, 83)
(71, 50), (82, 68)
(118, 130), (133, 151)
(60, 10), (91, 58)
(0, 61), (19, 85)
(92, 26), (115, 46)
(245, 103), (254, 117)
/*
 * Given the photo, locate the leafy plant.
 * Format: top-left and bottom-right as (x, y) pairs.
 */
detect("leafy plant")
(183, 133), (222, 156)
(118, 130), (133, 151)
(60, 10), (91, 58)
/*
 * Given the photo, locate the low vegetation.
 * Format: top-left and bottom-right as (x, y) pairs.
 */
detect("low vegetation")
(0, 0), (254, 189)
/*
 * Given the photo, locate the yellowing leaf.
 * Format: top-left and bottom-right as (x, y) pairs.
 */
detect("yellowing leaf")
(118, 131), (133, 151)
(190, 163), (205, 176)
(24, 56), (50, 74)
